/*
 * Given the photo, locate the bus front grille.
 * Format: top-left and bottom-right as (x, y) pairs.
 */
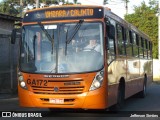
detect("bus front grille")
(31, 86), (85, 95)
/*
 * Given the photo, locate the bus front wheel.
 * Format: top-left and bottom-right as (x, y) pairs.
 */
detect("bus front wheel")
(138, 76), (147, 98)
(110, 82), (125, 111)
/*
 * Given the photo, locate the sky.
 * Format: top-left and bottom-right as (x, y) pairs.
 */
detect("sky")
(75, 0), (150, 18)
(0, 0), (150, 18)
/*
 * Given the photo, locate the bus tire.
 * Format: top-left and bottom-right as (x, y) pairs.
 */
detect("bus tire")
(138, 75), (147, 98)
(116, 84), (125, 109)
(110, 81), (125, 111)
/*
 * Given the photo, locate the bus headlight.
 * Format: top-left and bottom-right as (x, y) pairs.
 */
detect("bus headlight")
(18, 72), (27, 90)
(89, 71), (104, 91)
(20, 81), (26, 88)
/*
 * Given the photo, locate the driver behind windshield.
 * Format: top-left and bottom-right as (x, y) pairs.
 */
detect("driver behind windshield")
(84, 36), (101, 52)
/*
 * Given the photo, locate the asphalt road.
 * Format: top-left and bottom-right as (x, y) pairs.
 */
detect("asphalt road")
(0, 82), (160, 120)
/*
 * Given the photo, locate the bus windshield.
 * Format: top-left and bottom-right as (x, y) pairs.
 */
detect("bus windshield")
(20, 22), (104, 73)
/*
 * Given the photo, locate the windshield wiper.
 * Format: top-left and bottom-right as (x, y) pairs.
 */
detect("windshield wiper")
(66, 19), (84, 44)
(33, 35), (36, 60)
(65, 19), (84, 55)
(38, 22), (54, 54)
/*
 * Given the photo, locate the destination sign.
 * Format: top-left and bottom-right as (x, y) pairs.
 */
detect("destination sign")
(45, 9), (94, 18)
(23, 7), (104, 22)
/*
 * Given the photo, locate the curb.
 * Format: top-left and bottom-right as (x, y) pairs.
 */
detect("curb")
(0, 97), (18, 102)
(0, 94), (18, 101)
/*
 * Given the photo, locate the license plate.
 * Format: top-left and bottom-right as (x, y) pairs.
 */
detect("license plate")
(49, 98), (64, 104)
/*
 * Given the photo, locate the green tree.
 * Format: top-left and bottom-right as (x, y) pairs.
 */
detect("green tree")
(124, 0), (158, 58)
(0, 1), (18, 16)
(73, 0), (77, 4)
(103, 0), (108, 5)
(0, 0), (81, 17)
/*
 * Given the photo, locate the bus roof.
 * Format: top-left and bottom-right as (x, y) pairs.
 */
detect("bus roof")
(23, 5), (150, 41)
(23, 5), (106, 22)
(26, 5), (105, 13)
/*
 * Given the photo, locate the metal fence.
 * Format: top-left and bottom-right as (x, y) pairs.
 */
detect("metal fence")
(0, 34), (19, 94)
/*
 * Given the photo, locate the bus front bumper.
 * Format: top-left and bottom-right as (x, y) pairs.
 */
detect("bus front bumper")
(18, 86), (107, 109)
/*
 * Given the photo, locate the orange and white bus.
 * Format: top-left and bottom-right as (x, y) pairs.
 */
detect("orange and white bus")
(11, 5), (152, 110)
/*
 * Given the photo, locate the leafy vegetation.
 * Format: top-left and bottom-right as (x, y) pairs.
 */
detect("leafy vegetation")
(0, 0), (81, 17)
(0, 0), (19, 16)
(124, 0), (158, 58)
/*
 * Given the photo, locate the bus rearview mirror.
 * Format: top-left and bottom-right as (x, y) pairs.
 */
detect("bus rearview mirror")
(11, 29), (17, 44)
(108, 24), (115, 39)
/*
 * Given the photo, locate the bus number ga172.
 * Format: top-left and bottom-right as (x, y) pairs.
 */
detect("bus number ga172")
(27, 79), (48, 86)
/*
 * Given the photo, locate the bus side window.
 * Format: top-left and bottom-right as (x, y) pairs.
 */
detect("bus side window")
(116, 24), (125, 55)
(122, 27), (127, 55)
(144, 39), (148, 59)
(149, 41), (152, 59)
(136, 34), (139, 58)
(132, 32), (138, 57)
(147, 40), (150, 59)
(148, 41), (151, 59)
(140, 37), (144, 58)
(106, 18), (116, 64)
(126, 30), (132, 56)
